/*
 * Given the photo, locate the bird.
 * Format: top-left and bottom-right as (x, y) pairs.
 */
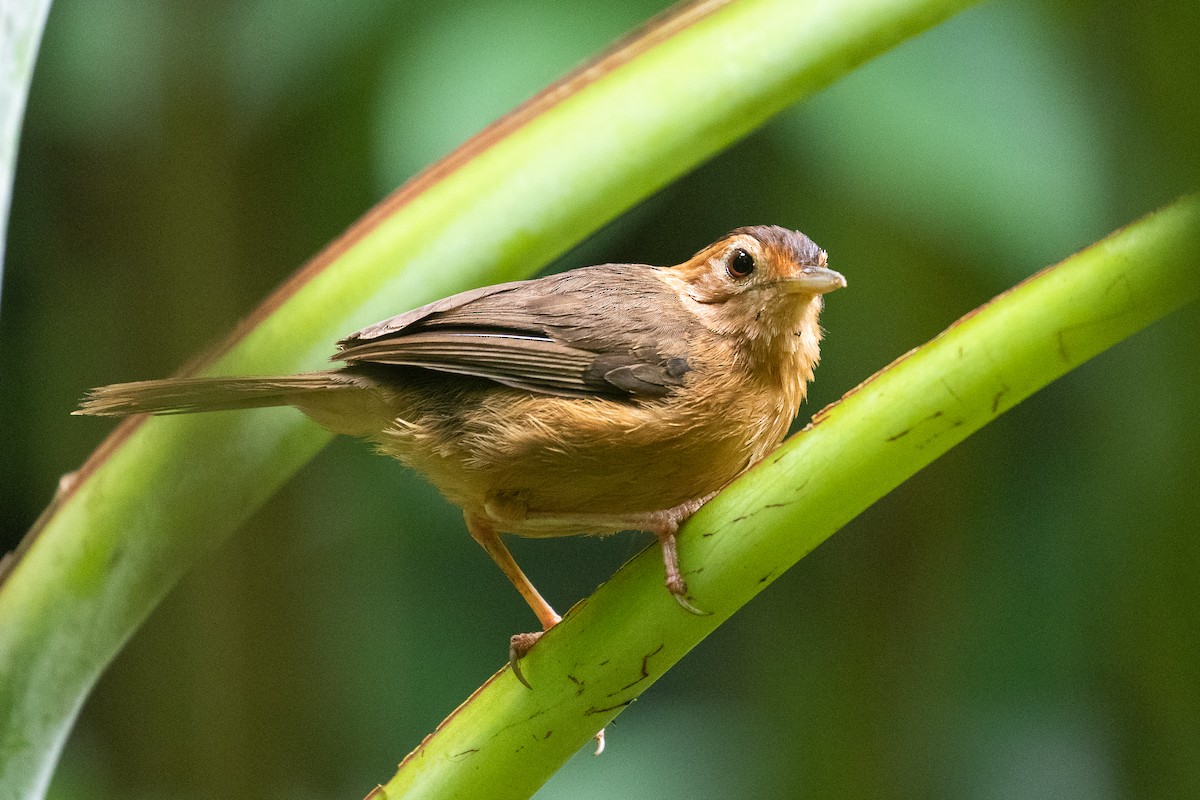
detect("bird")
(77, 225), (845, 686)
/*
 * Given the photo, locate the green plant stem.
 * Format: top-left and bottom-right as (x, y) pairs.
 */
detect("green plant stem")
(372, 195), (1200, 800)
(0, 0), (979, 796)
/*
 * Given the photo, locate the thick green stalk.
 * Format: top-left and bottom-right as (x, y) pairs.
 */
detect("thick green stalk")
(0, 0), (979, 796)
(372, 196), (1200, 799)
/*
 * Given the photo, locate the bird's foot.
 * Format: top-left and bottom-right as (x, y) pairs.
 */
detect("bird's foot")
(509, 631), (544, 689)
(665, 573), (710, 616)
(657, 524), (712, 616)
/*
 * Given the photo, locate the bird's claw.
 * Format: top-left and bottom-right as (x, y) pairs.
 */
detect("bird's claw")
(672, 589), (711, 616)
(666, 576), (711, 616)
(509, 631), (544, 689)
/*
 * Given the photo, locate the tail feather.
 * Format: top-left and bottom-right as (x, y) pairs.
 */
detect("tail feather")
(75, 372), (354, 417)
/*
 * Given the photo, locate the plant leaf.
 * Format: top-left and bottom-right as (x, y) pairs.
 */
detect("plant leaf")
(0, 0), (53, 304)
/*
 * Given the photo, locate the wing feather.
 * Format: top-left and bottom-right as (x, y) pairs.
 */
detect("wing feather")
(335, 265), (692, 399)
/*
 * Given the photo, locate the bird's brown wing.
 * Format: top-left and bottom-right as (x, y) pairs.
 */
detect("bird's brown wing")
(335, 265), (692, 399)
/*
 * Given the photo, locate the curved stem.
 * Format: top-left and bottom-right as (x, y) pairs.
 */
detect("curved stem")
(372, 196), (1200, 800)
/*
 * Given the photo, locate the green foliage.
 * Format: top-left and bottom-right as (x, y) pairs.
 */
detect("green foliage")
(2, 0), (1197, 798)
(0, 0), (52, 299)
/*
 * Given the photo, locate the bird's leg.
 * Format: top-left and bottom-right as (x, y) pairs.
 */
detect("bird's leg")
(650, 515), (709, 617)
(505, 493), (719, 616)
(465, 513), (560, 689)
(465, 512), (561, 630)
(645, 491), (717, 616)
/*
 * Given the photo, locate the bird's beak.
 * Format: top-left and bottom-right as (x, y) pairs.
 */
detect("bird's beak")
(783, 265), (846, 295)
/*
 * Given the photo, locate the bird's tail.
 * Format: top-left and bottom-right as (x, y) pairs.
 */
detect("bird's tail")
(75, 372), (356, 417)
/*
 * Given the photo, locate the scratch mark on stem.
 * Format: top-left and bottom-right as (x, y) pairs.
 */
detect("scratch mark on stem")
(610, 643), (665, 695)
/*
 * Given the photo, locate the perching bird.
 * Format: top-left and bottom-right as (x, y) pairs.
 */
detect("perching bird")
(77, 225), (845, 684)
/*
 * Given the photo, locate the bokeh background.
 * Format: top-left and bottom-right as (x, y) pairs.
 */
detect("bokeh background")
(3, 1), (1198, 797)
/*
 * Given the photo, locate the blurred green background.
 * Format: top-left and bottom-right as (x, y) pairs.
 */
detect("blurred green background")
(3, 0), (1198, 797)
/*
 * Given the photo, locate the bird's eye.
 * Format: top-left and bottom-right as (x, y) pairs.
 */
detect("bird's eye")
(727, 248), (755, 279)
